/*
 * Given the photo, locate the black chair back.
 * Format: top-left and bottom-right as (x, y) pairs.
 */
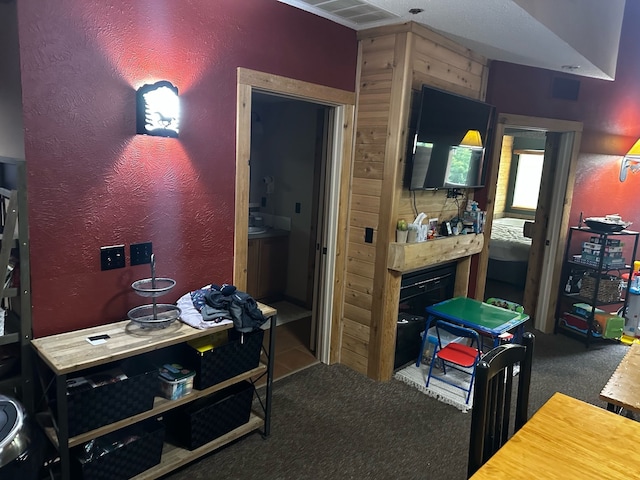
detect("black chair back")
(467, 332), (535, 478)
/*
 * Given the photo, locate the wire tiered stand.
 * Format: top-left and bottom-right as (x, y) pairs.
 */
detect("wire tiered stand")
(127, 254), (181, 329)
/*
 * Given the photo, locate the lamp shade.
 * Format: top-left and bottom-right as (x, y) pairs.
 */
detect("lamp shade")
(136, 81), (180, 138)
(626, 138), (640, 157)
(460, 130), (483, 148)
(620, 137), (640, 182)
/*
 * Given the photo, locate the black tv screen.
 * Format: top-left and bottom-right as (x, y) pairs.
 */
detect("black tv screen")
(406, 85), (495, 190)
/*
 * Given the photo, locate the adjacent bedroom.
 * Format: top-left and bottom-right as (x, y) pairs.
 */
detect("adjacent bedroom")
(485, 129), (545, 305)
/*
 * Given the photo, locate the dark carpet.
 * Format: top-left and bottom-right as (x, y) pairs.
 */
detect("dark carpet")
(164, 330), (628, 480)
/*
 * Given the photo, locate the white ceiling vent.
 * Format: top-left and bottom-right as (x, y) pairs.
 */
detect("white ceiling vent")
(281, 0), (398, 27)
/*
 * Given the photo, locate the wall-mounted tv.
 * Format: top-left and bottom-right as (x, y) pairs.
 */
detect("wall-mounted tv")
(405, 85), (496, 190)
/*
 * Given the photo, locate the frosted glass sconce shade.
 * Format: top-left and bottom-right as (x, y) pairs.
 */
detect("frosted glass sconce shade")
(136, 80), (180, 138)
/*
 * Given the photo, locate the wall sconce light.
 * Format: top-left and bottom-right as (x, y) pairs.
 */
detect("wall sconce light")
(620, 138), (640, 182)
(136, 80), (180, 138)
(460, 130), (483, 148)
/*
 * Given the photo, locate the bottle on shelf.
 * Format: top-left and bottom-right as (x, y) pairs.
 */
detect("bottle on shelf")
(630, 261), (640, 293)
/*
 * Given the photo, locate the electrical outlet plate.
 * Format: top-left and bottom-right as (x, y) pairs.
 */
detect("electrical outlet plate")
(100, 245), (126, 271)
(130, 242), (153, 266)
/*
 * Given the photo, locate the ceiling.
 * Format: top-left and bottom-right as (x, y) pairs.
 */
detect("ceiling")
(279, 0), (627, 80)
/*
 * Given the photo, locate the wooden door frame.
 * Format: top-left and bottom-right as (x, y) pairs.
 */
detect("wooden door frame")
(475, 113), (583, 333)
(234, 68), (355, 363)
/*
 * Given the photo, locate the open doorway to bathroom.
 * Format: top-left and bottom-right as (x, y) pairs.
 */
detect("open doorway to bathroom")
(235, 68), (356, 380)
(247, 92), (329, 379)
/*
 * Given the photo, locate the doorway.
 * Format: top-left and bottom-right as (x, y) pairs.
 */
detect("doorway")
(234, 68), (356, 375)
(248, 92), (328, 378)
(476, 113), (583, 333)
(485, 128), (547, 307)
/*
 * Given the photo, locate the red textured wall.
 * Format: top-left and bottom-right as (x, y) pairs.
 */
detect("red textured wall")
(467, 0), (640, 296)
(16, 0), (357, 337)
(484, 0), (640, 230)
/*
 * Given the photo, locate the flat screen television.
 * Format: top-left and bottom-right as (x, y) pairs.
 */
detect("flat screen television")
(405, 85), (496, 190)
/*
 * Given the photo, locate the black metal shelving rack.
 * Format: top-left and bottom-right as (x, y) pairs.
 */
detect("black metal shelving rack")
(555, 226), (640, 346)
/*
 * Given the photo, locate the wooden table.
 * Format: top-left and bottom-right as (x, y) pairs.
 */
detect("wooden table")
(600, 342), (640, 413)
(471, 392), (640, 479)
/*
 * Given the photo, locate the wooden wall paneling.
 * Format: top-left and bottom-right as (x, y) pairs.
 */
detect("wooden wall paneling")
(412, 52), (484, 93)
(396, 190), (461, 227)
(344, 287), (373, 311)
(342, 29), (391, 373)
(343, 318), (370, 344)
(360, 74), (394, 94)
(347, 241), (376, 263)
(357, 125), (390, 144)
(351, 177), (383, 196)
(360, 35), (398, 59)
(343, 30), (396, 375)
(351, 194), (381, 214)
(347, 23), (490, 380)
(358, 22), (485, 65)
(413, 40), (485, 77)
(342, 331), (369, 359)
(455, 257), (472, 298)
(494, 135), (514, 215)
(345, 272), (374, 295)
(350, 210), (379, 230)
(353, 159), (385, 179)
(355, 140), (386, 161)
(340, 345), (368, 375)
(344, 302), (373, 326)
(368, 31), (414, 381)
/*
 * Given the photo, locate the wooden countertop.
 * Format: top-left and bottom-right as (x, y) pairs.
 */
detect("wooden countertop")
(471, 392), (640, 479)
(600, 342), (640, 413)
(247, 228), (289, 239)
(31, 302), (276, 375)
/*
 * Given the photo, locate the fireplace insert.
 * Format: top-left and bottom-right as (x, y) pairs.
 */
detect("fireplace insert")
(395, 263), (456, 369)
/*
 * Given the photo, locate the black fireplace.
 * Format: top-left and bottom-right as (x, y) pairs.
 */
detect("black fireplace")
(394, 262), (456, 369)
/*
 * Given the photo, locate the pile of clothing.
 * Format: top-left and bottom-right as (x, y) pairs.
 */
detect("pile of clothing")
(177, 284), (266, 332)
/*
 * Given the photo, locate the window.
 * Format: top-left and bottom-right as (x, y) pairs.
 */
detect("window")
(509, 152), (543, 211)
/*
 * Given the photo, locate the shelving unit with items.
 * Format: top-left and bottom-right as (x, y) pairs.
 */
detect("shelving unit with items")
(555, 226), (639, 347)
(31, 304), (277, 480)
(0, 156), (32, 412)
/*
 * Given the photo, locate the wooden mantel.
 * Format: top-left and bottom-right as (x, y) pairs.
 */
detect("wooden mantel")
(387, 234), (484, 273)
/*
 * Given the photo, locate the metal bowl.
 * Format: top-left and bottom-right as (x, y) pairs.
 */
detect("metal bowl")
(584, 219), (631, 233)
(127, 304), (181, 329)
(131, 278), (176, 298)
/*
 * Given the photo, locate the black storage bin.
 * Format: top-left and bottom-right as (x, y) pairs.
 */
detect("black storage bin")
(395, 313), (425, 370)
(71, 418), (164, 480)
(61, 359), (158, 437)
(189, 328), (264, 390)
(164, 380), (254, 450)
